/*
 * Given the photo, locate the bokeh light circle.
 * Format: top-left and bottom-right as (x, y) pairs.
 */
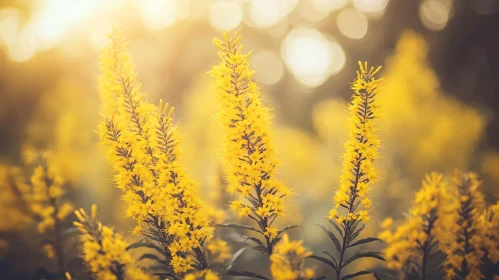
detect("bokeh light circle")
(281, 26), (346, 88)
(337, 8), (368, 39)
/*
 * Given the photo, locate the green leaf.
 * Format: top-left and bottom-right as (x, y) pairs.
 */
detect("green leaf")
(348, 237), (381, 248)
(243, 236), (265, 247)
(348, 224), (365, 244)
(127, 242), (168, 257)
(139, 253), (166, 264)
(225, 270), (269, 279)
(342, 250), (385, 268)
(321, 250), (338, 267)
(341, 270), (372, 280)
(277, 225), (303, 237)
(223, 248), (246, 272)
(216, 223), (262, 234)
(328, 219), (344, 238)
(317, 224), (342, 253)
(309, 255), (337, 271)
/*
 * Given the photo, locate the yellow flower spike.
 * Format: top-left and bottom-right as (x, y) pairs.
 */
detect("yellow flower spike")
(98, 28), (213, 276)
(210, 31), (292, 256)
(439, 171), (485, 280)
(380, 172), (447, 275)
(74, 205), (149, 280)
(270, 234), (315, 280)
(318, 62), (382, 279)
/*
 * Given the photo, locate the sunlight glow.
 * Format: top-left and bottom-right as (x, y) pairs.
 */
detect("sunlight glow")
(251, 50), (285, 85)
(337, 8), (368, 40)
(419, 0), (452, 31)
(281, 27), (345, 88)
(209, 0), (243, 31)
(139, 0), (177, 30)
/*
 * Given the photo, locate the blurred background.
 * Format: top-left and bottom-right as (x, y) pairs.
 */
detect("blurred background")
(0, 0), (498, 278)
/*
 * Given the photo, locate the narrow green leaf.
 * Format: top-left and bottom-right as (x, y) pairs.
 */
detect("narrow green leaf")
(127, 242), (167, 257)
(225, 270), (269, 279)
(216, 223), (262, 234)
(317, 224), (342, 253)
(342, 250), (385, 268)
(341, 270), (372, 280)
(139, 253), (165, 264)
(328, 219), (344, 238)
(321, 250), (338, 267)
(348, 237), (381, 248)
(277, 225), (303, 237)
(309, 255), (337, 271)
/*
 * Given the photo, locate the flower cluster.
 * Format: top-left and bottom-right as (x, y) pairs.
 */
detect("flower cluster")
(98, 28), (213, 275)
(379, 172), (447, 276)
(211, 31), (291, 254)
(183, 270), (220, 280)
(0, 164), (32, 232)
(21, 150), (73, 273)
(206, 238), (231, 264)
(439, 171), (484, 280)
(270, 234), (314, 280)
(74, 205), (149, 280)
(329, 61), (381, 225)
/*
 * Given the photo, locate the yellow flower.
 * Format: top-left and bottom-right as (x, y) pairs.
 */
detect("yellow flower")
(74, 205), (149, 280)
(380, 172), (447, 273)
(270, 234), (314, 280)
(207, 238), (232, 263)
(98, 28), (213, 275)
(330, 61), (382, 225)
(439, 171), (484, 280)
(211, 31), (291, 255)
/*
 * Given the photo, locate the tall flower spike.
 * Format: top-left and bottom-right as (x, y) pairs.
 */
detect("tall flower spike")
(315, 62), (383, 280)
(379, 172), (447, 279)
(270, 234), (315, 280)
(98, 28), (214, 276)
(74, 205), (149, 280)
(440, 171), (484, 280)
(211, 31), (292, 256)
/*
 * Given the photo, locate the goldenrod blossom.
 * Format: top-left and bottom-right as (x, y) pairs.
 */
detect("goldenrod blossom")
(331, 61), (381, 223)
(74, 205), (149, 280)
(440, 171), (484, 280)
(270, 234), (315, 280)
(211, 31), (291, 255)
(98, 28), (213, 275)
(379, 172), (447, 278)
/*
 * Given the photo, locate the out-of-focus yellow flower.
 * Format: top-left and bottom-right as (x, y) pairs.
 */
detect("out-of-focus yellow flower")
(439, 171), (485, 280)
(207, 238), (231, 263)
(0, 164), (32, 231)
(380, 172), (447, 275)
(270, 234), (314, 280)
(74, 205), (149, 280)
(211, 31), (291, 254)
(183, 270), (220, 280)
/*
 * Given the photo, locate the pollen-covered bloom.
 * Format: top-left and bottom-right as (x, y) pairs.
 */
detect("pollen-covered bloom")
(439, 171), (484, 280)
(97, 28), (213, 275)
(329, 61), (381, 225)
(74, 205), (149, 280)
(270, 234), (315, 280)
(211, 31), (291, 254)
(379, 172), (447, 276)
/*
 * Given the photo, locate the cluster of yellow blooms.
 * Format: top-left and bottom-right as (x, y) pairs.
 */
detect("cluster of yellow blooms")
(210, 32), (291, 251)
(379, 173), (447, 274)
(329, 62), (381, 225)
(207, 238), (231, 264)
(439, 171), (485, 280)
(98, 29), (213, 274)
(21, 150), (73, 273)
(0, 165), (32, 232)
(270, 234), (315, 280)
(74, 205), (149, 280)
(183, 270), (220, 280)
